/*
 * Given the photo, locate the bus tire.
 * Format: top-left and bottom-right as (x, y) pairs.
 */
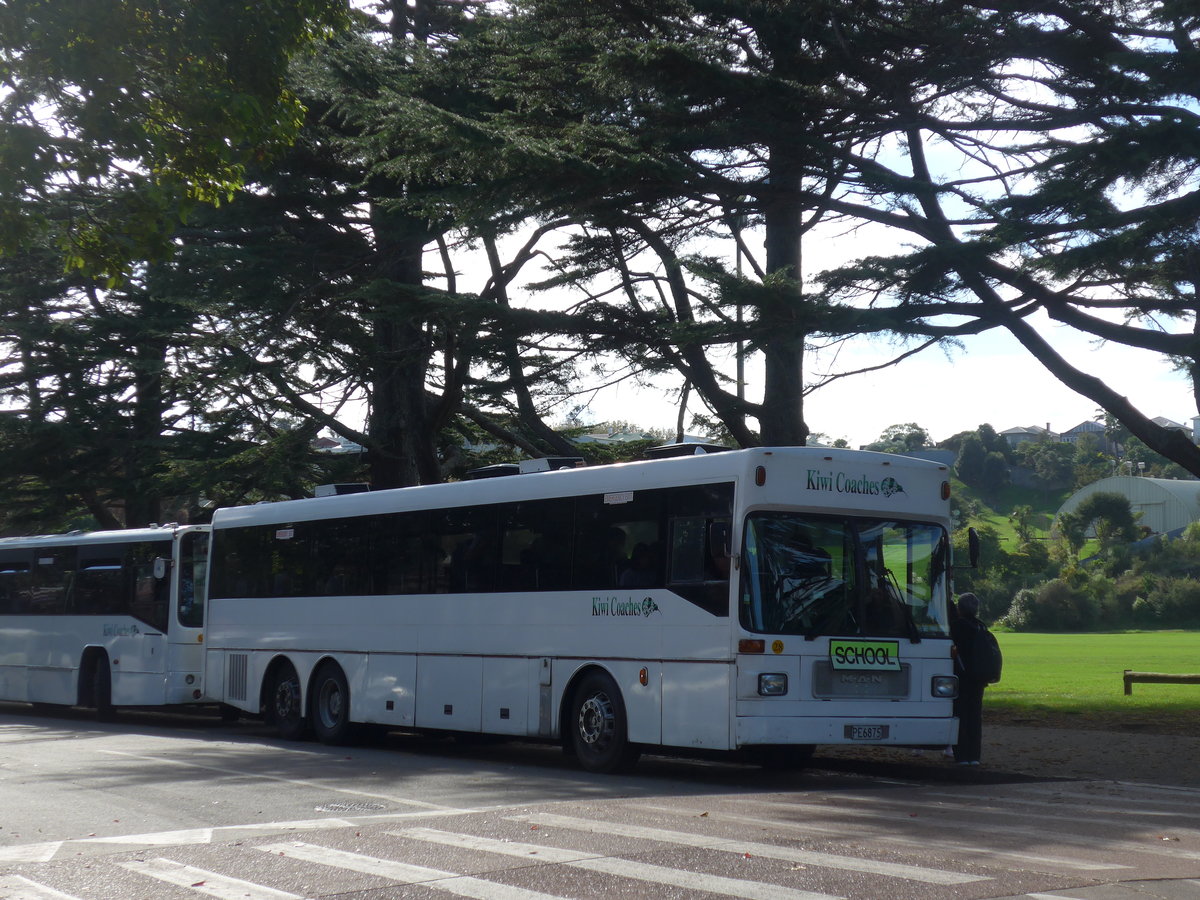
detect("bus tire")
(88, 654), (116, 722)
(310, 661), (353, 745)
(268, 661), (309, 741)
(569, 671), (640, 774)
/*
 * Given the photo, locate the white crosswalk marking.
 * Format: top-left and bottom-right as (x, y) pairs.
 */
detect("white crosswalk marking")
(391, 828), (843, 900)
(0, 842), (64, 864)
(503, 812), (985, 885)
(118, 858), (305, 900)
(84, 827), (215, 846)
(0, 875), (85, 900)
(257, 841), (569, 900)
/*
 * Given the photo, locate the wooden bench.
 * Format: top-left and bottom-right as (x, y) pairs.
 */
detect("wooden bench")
(1123, 670), (1200, 695)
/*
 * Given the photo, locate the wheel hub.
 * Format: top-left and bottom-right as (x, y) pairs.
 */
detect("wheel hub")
(275, 679), (300, 719)
(319, 682), (343, 727)
(577, 693), (614, 746)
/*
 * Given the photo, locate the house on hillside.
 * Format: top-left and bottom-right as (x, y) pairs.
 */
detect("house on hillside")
(1059, 419), (1105, 446)
(1151, 416), (1189, 434)
(1000, 425), (1053, 448)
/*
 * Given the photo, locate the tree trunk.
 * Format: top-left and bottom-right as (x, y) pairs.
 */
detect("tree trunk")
(758, 142), (809, 447)
(367, 199), (439, 489)
(361, 0), (444, 489)
(124, 301), (168, 527)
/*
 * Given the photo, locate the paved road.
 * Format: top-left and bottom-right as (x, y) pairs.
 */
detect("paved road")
(1, 706), (1198, 900)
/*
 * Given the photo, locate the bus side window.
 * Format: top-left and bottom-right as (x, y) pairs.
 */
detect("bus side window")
(0, 553), (32, 615)
(75, 545), (127, 615)
(375, 510), (431, 595)
(665, 483), (735, 616)
(129, 542), (171, 632)
(499, 498), (575, 592)
(177, 532), (207, 628)
(31, 553), (70, 615)
(573, 492), (665, 590)
(310, 518), (370, 597)
(433, 506), (498, 594)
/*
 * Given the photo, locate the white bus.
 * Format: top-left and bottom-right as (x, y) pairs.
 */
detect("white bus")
(204, 447), (965, 772)
(0, 525), (210, 717)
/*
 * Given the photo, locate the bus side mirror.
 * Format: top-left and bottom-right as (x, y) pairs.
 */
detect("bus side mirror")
(153, 557), (170, 580)
(967, 528), (980, 568)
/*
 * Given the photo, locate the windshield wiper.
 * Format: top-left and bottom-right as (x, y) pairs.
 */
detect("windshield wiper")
(884, 568), (922, 643)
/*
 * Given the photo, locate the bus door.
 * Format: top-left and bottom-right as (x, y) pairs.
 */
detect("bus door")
(116, 542), (171, 679)
(165, 527), (208, 702)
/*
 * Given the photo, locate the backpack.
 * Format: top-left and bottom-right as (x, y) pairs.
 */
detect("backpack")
(967, 625), (1003, 684)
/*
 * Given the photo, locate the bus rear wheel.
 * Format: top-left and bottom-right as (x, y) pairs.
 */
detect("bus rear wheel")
(569, 671), (639, 774)
(268, 661), (309, 741)
(86, 654), (115, 722)
(310, 662), (353, 745)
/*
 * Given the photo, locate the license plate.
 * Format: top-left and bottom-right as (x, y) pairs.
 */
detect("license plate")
(845, 724), (889, 741)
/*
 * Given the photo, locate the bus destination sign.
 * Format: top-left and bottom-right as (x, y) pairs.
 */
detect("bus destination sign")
(829, 639), (901, 671)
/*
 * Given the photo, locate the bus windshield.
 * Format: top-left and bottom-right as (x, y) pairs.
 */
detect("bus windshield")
(739, 513), (949, 639)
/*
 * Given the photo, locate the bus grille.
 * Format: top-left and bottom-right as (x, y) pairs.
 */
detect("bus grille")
(227, 653), (249, 702)
(811, 661), (910, 699)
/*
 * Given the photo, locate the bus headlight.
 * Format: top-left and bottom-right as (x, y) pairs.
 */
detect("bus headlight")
(758, 673), (788, 696)
(931, 675), (958, 699)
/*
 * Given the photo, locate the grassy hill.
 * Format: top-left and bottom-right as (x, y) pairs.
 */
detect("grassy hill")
(952, 476), (1072, 547)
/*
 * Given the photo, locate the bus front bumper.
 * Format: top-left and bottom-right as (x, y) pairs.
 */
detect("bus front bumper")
(736, 715), (958, 748)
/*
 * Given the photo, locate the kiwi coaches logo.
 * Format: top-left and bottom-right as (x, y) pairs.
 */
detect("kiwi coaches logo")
(806, 470), (906, 498)
(592, 596), (661, 617)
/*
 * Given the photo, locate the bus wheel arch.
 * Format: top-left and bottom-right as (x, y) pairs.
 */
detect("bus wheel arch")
(78, 647), (115, 722)
(309, 658), (354, 745)
(263, 656), (309, 741)
(562, 666), (640, 774)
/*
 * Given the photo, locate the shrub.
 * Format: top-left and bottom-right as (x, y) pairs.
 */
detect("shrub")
(1132, 577), (1200, 627)
(1000, 578), (1098, 631)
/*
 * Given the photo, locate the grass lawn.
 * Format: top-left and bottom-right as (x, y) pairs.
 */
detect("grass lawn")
(985, 631), (1200, 734)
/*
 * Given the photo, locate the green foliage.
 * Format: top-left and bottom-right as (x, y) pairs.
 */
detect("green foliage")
(1072, 435), (1111, 489)
(1015, 440), (1075, 491)
(955, 434), (986, 486)
(1121, 436), (1191, 480)
(0, 0), (349, 278)
(864, 422), (930, 454)
(982, 451), (1010, 492)
(1074, 492), (1139, 550)
(1009, 505), (1036, 543)
(1002, 580), (1099, 632)
(998, 523), (1200, 632)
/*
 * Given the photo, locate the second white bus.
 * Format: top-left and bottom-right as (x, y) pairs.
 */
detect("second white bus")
(0, 525), (210, 716)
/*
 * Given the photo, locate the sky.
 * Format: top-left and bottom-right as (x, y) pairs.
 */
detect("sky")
(447, 211), (1197, 451)
(577, 309), (1196, 449)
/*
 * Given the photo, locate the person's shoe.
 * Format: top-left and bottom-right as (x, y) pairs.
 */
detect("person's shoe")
(942, 746), (955, 759)
(969, 760), (981, 766)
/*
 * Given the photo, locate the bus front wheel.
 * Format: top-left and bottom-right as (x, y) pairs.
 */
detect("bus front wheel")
(569, 671), (640, 774)
(310, 662), (353, 745)
(268, 662), (309, 741)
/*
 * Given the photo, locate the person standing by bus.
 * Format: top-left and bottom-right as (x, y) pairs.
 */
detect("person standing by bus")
(951, 592), (987, 765)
